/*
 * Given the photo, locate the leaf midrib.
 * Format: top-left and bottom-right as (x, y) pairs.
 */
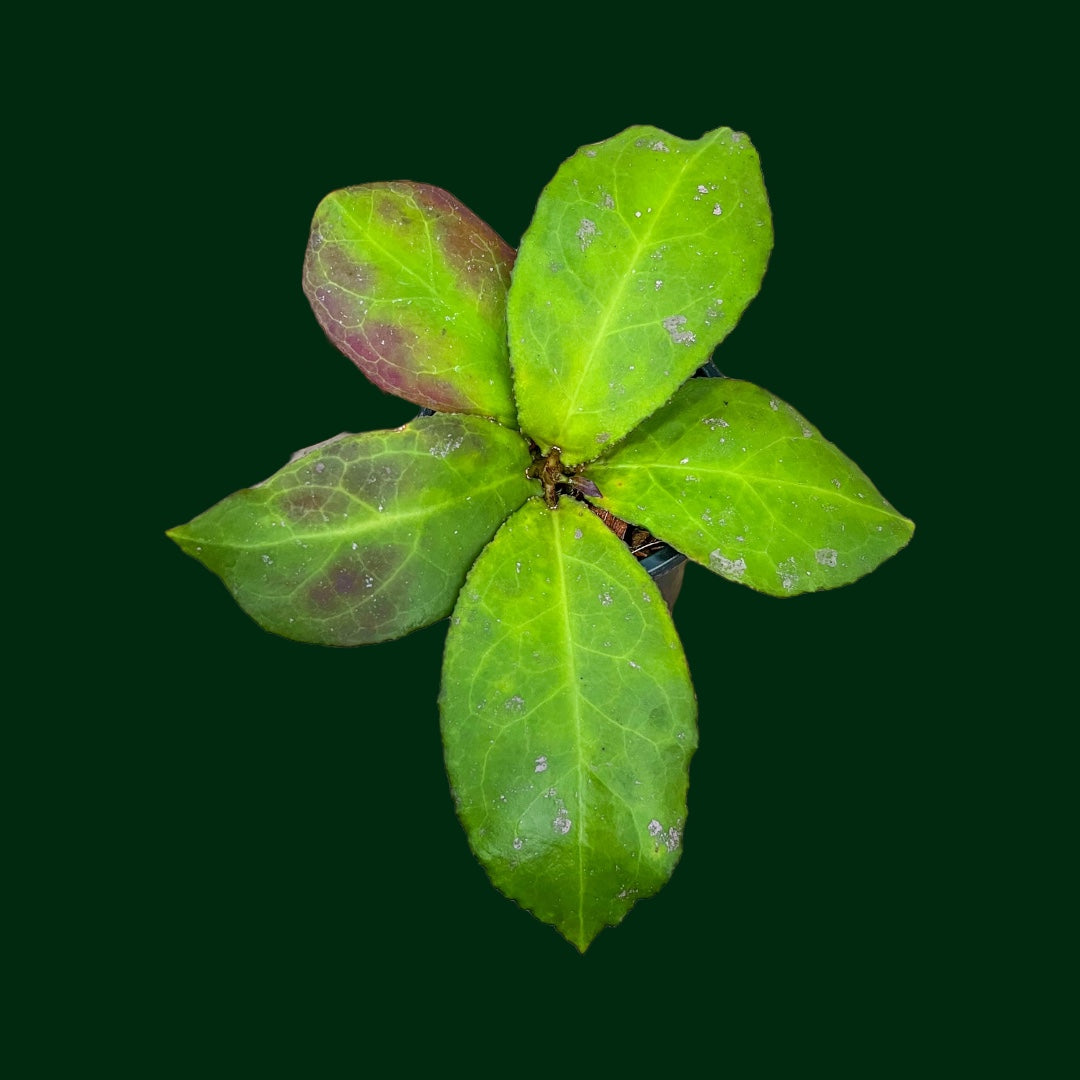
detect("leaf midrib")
(557, 138), (709, 437)
(597, 459), (903, 520)
(181, 470), (529, 551)
(551, 509), (586, 947)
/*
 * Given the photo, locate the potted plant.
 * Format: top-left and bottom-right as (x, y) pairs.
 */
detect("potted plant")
(167, 125), (914, 951)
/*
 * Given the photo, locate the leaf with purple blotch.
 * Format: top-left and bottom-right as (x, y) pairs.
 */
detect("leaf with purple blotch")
(167, 414), (535, 644)
(304, 182), (518, 425)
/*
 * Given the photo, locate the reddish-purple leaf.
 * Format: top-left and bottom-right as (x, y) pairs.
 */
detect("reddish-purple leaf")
(304, 182), (518, 425)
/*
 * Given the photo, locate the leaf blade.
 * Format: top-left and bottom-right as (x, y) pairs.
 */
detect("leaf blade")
(439, 498), (697, 950)
(508, 125), (773, 462)
(304, 182), (518, 424)
(588, 378), (915, 596)
(167, 415), (535, 643)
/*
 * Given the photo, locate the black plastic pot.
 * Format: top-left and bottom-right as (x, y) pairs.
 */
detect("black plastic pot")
(628, 360), (722, 610)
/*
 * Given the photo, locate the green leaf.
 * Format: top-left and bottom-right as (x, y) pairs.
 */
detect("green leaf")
(587, 378), (915, 596)
(439, 498), (697, 950)
(508, 125), (773, 463)
(303, 182), (518, 425)
(167, 414), (535, 644)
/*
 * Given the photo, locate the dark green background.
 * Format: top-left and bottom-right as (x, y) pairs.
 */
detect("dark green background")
(73, 14), (1014, 1070)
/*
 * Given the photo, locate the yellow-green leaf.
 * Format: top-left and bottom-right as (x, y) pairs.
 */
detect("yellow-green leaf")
(588, 378), (914, 596)
(508, 125), (772, 462)
(439, 498), (697, 950)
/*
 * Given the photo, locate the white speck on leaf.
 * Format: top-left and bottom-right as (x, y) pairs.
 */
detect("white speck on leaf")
(662, 315), (696, 345)
(712, 203), (723, 215)
(261, 554), (273, 566)
(505, 695), (525, 712)
(429, 433), (464, 458)
(574, 528), (583, 539)
(576, 218), (599, 251)
(709, 550), (747, 578)
(553, 808), (572, 835)
(648, 820), (663, 837)
(599, 592), (613, 606)
(815, 548), (838, 567)
(512, 837), (524, 851)
(314, 461), (325, 474)
(777, 557), (798, 591)
(651, 140), (669, 152)
(534, 755), (548, 773)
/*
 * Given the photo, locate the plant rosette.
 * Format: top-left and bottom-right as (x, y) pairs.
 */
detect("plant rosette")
(168, 125), (914, 951)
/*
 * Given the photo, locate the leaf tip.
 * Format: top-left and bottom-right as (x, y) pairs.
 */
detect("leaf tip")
(165, 523), (199, 558)
(559, 925), (595, 954)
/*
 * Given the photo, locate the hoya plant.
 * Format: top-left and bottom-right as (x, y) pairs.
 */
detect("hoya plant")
(168, 125), (913, 950)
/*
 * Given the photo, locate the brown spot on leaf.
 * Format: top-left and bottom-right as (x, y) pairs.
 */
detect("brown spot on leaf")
(374, 190), (414, 227)
(306, 545), (402, 618)
(316, 243), (375, 299)
(279, 488), (332, 521)
(331, 565), (358, 595)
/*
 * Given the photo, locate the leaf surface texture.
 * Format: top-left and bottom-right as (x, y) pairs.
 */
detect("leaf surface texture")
(304, 182), (517, 424)
(508, 125), (772, 462)
(440, 499), (697, 950)
(588, 378), (914, 595)
(168, 415), (535, 643)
